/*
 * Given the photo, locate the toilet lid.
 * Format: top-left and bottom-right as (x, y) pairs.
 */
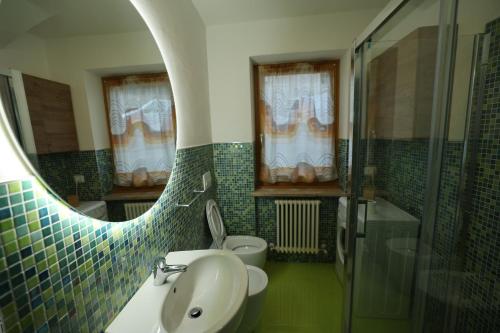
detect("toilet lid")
(206, 200), (227, 249)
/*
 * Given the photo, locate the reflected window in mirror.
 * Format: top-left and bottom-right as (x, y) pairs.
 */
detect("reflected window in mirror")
(102, 73), (176, 190)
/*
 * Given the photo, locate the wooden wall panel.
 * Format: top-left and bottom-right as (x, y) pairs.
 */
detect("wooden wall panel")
(368, 26), (438, 140)
(22, 74), (79, 154)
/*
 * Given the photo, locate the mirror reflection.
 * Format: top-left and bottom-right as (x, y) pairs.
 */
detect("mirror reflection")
(0, 0), (175, 222)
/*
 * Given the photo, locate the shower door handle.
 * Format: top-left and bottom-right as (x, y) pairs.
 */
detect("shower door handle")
(356, 198), (371, 238)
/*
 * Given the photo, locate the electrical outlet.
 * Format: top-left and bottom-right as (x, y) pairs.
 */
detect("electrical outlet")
(202, 171), (212, 190)
(73, 174), (85, 184)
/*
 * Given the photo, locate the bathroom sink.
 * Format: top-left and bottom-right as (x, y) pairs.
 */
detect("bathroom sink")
(106, 250), (248, 333)
(160, 253), (248, 333)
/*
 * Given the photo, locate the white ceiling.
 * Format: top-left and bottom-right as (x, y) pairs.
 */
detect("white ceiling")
(0, 0), (391, 47)
(191, 0), (391, 26)
(0, 0), (148, 47)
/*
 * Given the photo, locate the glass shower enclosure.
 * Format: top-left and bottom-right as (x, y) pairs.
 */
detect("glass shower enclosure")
(344, 0), (500, 332)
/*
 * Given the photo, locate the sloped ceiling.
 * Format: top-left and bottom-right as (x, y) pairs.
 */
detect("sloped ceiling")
(192, 0), (390, 26)
(0, 0), (147, 47)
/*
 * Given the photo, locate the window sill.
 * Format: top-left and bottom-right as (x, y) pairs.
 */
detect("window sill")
(103, 187), (164, 201)
(251, 185), (348, 198)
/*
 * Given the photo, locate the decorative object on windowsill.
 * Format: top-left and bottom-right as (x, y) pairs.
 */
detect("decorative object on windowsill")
(132, 167), (150, 187)
(67, 173), (83, 207)
(67, 194), (79, 207)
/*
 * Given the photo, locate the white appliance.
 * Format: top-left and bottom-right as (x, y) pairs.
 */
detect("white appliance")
(336, 197), (364, 285)
(337, 197), (420, 318)
(78, 201), (108, 220)
(336, 198), (348, 284)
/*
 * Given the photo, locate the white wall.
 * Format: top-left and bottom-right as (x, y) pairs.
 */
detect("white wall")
(0, 37), (38, 181)
(45, 31), (164, 150)
(0, 33), (50, 78)
(130, 0), (212, 149)
(206, 9), (380, 143)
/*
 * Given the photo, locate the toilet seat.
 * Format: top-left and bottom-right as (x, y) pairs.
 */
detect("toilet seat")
(206, 200), (268, 268)
(223, 236), (267, 254)
(206, 199), (227, 249)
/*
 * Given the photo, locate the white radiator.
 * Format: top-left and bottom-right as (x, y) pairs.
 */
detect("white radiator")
(275, 200), (321, 254)
(124, 202), (155, 220)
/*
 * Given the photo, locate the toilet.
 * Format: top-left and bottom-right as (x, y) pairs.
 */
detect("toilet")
(238, 265), (268, 333)
(206, 199), (267, 268)
(206, 200), (269, 332)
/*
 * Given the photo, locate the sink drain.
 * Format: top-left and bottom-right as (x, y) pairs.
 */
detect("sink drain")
(188, 307), (203, 319)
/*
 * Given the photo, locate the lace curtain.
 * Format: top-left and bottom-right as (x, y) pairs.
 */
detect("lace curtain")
(105, 74), (176, 187)
(258, 63), (338, 184)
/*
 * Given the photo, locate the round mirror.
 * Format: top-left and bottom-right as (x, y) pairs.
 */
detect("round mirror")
(0, 0), (175, 222)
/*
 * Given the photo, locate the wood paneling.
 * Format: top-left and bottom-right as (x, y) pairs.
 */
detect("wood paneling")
(22, 74), (79, 154)
(368, 26), (438, 140)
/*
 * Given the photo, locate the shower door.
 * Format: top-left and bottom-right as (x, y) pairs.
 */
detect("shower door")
(344, 0), (457, 332)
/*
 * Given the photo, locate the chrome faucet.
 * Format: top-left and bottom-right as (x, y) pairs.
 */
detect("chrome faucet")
(151, 257), (188, 286)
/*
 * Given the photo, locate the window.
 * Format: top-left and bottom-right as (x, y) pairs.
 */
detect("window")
(254, 61), (339, 187)
(102, 73), (176, 188)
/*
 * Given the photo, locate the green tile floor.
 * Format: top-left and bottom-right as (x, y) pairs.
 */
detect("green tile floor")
(256, 262), (343, 333)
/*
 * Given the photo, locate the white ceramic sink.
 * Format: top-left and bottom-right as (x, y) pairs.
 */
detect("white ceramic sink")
(106, 250), (248, 333)
(161, 253), (248, 332)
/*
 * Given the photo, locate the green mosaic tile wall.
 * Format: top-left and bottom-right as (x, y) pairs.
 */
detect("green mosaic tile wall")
(37, 149), (113, 202)
(212, 142), (346, 262)
(401, 17), (500, 332)
(371, 139), (429, 219)
(213, 143), (256, 236)
(95, 150), (114, 197)
(423, 141), (464, 332)
(338, 138), (350, 191)
(456, 17), (500, 333)
(0, 144), (215, 333)
(365, 137), (474, 332)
